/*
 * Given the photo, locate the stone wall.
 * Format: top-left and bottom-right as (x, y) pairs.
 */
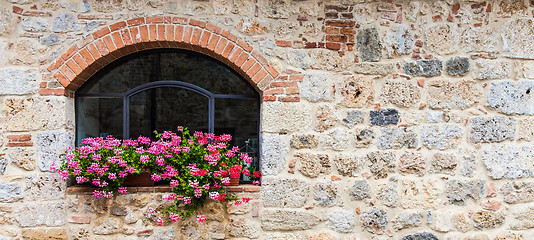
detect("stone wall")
(0, 0), (534, 239)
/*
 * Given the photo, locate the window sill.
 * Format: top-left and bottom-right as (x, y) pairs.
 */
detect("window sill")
(66, 185), (260, 194)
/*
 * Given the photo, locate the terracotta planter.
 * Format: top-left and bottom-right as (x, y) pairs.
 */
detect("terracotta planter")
(124, 168), (155, 187)
(228, 177), (240, 186)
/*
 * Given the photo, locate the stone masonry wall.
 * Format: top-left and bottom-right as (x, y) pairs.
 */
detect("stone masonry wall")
(0, 0), (534, 239)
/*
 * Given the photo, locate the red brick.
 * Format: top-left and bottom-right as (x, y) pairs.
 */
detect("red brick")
(225, 186), (244, 192)
(13, 6), (23, 14)
(109, 21), (127, 31)
(275, 40), (292, 47)
(7, 134), (31, 142)
(111, 32), (125, 49)
(92, 27), (110, 39)
(325, 27), (339, 34)
(285, 87), (300, 95)
(165, 25), (174, 42)
(326, 35), (347, 42)
(69, 216), (91, 224)
(79, 48), (95, 65)
(129, 27), (141, 44)
(60, 64), (77, 81)
(325, 4), (349, 12)
(243, 185), (261, 192)
(305, 42), (318, 48)
(264, 64), (279, 78)
(40, 88), (69, 96)
(237, 39), (253, 52)
(191, 28), (202, 45)
(221, 30), (237, 42)
(325, 20), (356, 27)
(246, 63), (261, 77)
(235, 52), (249, 67)
(174, 25), (184, 42)
(263, 95), (276, 101)
(72, 54), (89, 70)
(326, 42), (341, 50)
(263, 88), (284, 95)
(189, 19), (207, 28)
(340, 28), (356, 35)
(172, 17), (188, 24)
(94, 39), (110, 57)
(182, 26), (193, 44)
(47, 58), (64, 72)
(120, 29), (133, 46)
(40, 82), (47, 88)
(22, 11), (51, 17)
(206, 23), (221, 34)
(252, 69), (268, 84)
(148, 25), (157, 42)
(54, 71), (70, 87)
(214, 38), (228, 55)
(228, 47), (243, 63)
(280, 96), (300, 102)
(289, 74), (304, 81)
(146, 16), (164, 24)
(270, 81), (298, 88)
(222, 42), (235, 58)
(207, 34), (220, 51)
(137, 230), (154, 237)
(251, 50), (268, 65)
(103, 35), (117, 53)
(7, 141), (33, 147)
(199, 31), (211, 48)
(61, 46), (77, 61)
(139, 25), (149, 42)
(127, 17), (145, 26)
(156, 24), (165, 41)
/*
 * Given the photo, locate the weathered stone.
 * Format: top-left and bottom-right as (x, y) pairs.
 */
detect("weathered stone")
(350, 179), (371, 201)
(427, 80), (482, 109)
(301, 71), (334, 102)
(334, 154), (363, 177)
(25, 174), (66, 201)
(306, 231), (336, 240)
(51, 13), (81, 32)
(352, 62), (396, 75)
(384, 24), (414, 57)
(15, 202), (65, 227)
(472, 60), (511, 80)
(470, 116), (515, 143)
(342, 110), (365, 128)
(314, 181), (342, 207)
(261, 177), (309, 208)
(460, 148), (477, 177)
(310, 49), (355, 71)
(399, 152), (425, 176)
(446, 179), (485, 205)
(260, 134), (289, 175)
(502, 181), (534, 204)
(7, 147), (35, 171)
(518, 118), (534, 141)
(482, 145), (534, 179)
(295, 152), (330, 177)
(494, 232), (525, 240)
(110, 206), (128, 216)
(472, 211), (504, 229)
(425, 23), (458, 54)
(421, 124), (463, 150)
(0, 158), (6, 175)
(367, 151), (396, 179)
(392, 212), (423, 230)
(357, 27), (381, 62)
(93, 217), (121, 235)
(262, 102), (312, 133)
(320, 129), (350, 151)
(315, 105), (336, 132)
(377, 178), (398, 207)
(0, 7), (14, 36)
(404, 59), (443, 77)
(22, 18), (48, 32)
(461, 26), (500, 53)
(327, 209), (354, 233)
(431, 153), (457, 175)
(4, 97), (71, 131)
(488, 81), (534, 115)
(40, 33), (61, 46)
(0, 182), (23, 203)
(426, 110), (442, 123)
(517, 61), (534, 79)
(340, 75), (375, 108)
(261, 210), (318, 231)
(360, 208), (388, 234)
(503, 18), (534, 59)
(10, 40), (38, 65)
(154, 227), (175, 240)
(370, 109), (399, 126)
(124, 212), (138, 224)
(509, 205), (534, 230)
(228, 217), (260, 238)
(401, 110), (423, 126)
(290, 134), (318, 149)
(265, 232), (302, 240)
(354, 128), (374, 147)
(36, 131), (75, 172)
(380, 79), (421, 107)
(178, 220), (209, 240)
(378, 127), (417, 149)
(402, 232), (439, 240)
(21, 228), (67, 240)
(446, 57), (470, 77)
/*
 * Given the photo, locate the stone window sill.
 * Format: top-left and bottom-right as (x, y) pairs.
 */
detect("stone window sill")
(66, 185), (260, 194)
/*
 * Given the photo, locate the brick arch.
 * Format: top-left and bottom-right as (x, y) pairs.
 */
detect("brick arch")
(44, 16), (283, 100)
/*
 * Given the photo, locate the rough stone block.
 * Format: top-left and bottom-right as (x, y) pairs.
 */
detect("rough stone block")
(36, 131), (74, 172)
(427, 80), (481, 109)
(404, 59), (442, 77)
(154, 227), (175, 240)
(340, 75), (375, 108)
(357, 27), (381, 62)
(446, 57), (470, 77)
(295, 152), (330, 178)
(488, 80), (534, 115)
(314, 181), (342, 207)
(262, 102), (312, 133)
(461, 26), (499, 53)
(22, 18), (48, 32)
(392, 212), (423, 230)
(482, 145), (534, 179)
(399, 152), (425, 176)
(228, 217), (260, 238)
(380, 79), (420, 107)
(472, 60), (511, 80)
(470, 116), (515, 143)
(360, 208), (388, 234)
(402, 232), (438, 240)
(334, 154), (363, 177)
(367, 151), (396, 179)
(350, 179), (371, 201)
(0, 182), (23, 203)
(517, 118), (534, 141)
(472, 211), (504, 229)
(378, 127), (417, 149)
(431, 153), (457, 175)
(260, 134), (289, 176)
(421, 124), (463, 150)
(290, 134), (318, 149)
(384, 24), (414, 57)
(315, 105), (336, 132)
(261, 177), (309, 208)
(25, 174), (66, 200)
(425, 23), (459, 55)
(320, 129), (351, 151)
(426, 110), (442, 123)
(301, 71), (334, 102)
(51, 13), (81, 32)
(354, 128), (374, 147)
(446, 179), (485, 205)
(501, 181), (534, 204)
(352, 62), (396, 75)
(261, 210), (318, 231)
(342, 110), (365, 128)
(327, 209), (354, 233)
(22, 228), (67, 240)
(0, 68), (39, 95)
(370, 109), (399, 126)
(310, 49), (355, 71)
(503, 18), (534, 59)
(517, 61), (534, 79)
(15, 202), (66, 227)
(4, 97), (71, 131)
(93, 217), (121, 235)
(376, 178), (398, 207)
(6, 147), (35, 171)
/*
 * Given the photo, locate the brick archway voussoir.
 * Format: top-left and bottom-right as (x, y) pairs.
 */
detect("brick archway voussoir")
(44, 16), (280, 98)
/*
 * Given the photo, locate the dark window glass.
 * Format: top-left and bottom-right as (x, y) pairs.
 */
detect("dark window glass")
(76, 98), (123, 143)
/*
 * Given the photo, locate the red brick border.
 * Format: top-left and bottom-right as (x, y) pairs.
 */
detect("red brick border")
(43, 17), (289, 100)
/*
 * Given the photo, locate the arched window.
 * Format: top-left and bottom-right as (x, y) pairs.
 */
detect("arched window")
(75, 49), (260, 170)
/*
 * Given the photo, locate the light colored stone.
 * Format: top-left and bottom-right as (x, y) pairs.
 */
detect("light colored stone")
(320, 128), (351, 151)
(501, 181), (534, 204)
(260, 134), (289, 176)
(36, 131), (75, 172)
(6, 147), (35, 171)
(503, 18), (534, 59)
(461, 26), (499, 53)
(431, 153), (457, 175)
(4, 97), (72, 131)
(350, 179), (371, 201)
(421, 124), (463, 150)
(265, 232), (302, 240)
(377, 178), (398, 207)
(15, 202), (66, 227)
(262, 102), (312, 133)
(354, 128), (374, 147)
(472, 60), (512, 80)
(510, 205), (534, 230)
(290, 134), (318, 149)
(10, 40), (39, 65)
(228, 217), (260, 239)
(427, 80), (482, 110)
(488, 80), (534, 115)
(0, 182), (23, 203)
(261, 210), (318, 231)
(425, 23), (459, 55)
(472, 211), (504, 229)
(517, 61), (534, 79)
(22, 18), (48, 32)
(518, 118), (534, 141)
(384, 24), (414, 57)
(327, 209), (354, 233)
(360, 208), (388, 234)
(0, 7), (14, 36)
(25, 174), (66, 200)
(295, 152), (330, 178)
(301, 71), (334, 102)
(21, 228), (67, 240)
(430, 211), (455, 232)
(399, 152), (425, 176)
(367, 151), (396, 179)
(261, 177), (309, 208)
(342, 110), (365, 128)
(0, 68), (39, 95)
(352, 62), (396, 75)
(314, 105), (336, 132)
(470, 116), (515, 143)
(93, 217), (121, 235)
(377, 127), (417, 149)
(427, 110), (442, 123)
(306, 231), (336, 240)
(380, 79), (420, 107)
(314, 181), (342, 207)
(446, 179), (485, 205)
(482, 145), (534, 179)
(392, 212), (423, 230)
(340, 75), (375, 108)
(334, 154), (363, 177)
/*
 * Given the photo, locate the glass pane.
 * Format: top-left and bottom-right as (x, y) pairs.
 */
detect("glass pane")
(214, 98), (259, 174)
(160, 51), (257, 95)
(78, 52), (156, 94)
(76, 98), (123, 143)
(129, 87), (209, 139)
